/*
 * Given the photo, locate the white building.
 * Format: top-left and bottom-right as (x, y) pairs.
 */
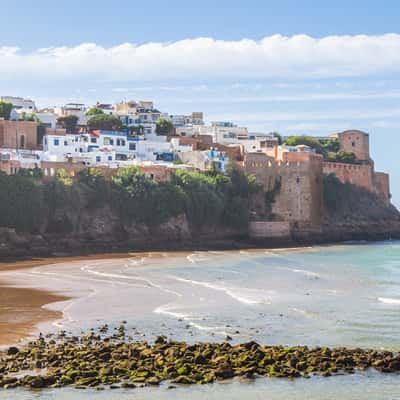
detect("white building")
(41, 128), (193, 166)
(198, 121), (249, 144)
(1, 96), (37, 111)
(54, 103), (88, 125)
(170, 112), (204, 127)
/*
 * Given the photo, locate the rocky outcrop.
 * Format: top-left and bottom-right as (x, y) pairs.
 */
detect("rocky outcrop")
(3, 332), (400, 390)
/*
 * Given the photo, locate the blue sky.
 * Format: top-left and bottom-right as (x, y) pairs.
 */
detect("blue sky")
(1, 0), (400, 205)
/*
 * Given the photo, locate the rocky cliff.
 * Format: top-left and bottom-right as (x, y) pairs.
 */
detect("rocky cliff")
(0, 211), (248, 259)
(0, 172), (399, 259)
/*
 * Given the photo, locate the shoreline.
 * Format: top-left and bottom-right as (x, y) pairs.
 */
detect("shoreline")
(0, 253), (152, 347)
(0, 238), (397, 347)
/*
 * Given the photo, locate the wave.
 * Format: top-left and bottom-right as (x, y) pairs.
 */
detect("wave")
(186, 253), (211, 264)
(81, 265), (182, 297)
(378, 297), (400, 305)
(170, 276), (271, 305)
(154, 304), (230, 337)
(278, 267), (320, 278)
(290, 307), (320, 319)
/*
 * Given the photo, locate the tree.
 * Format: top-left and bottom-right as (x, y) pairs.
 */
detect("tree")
(284, 135), (324, 154)
(270, 132), (283, 145)
(57, 115), (79, 133)
(128, 125), (145, 136)
(0, 101), (13, 120)
(19, 112), (38, 122)
(86, 107), (104, 116)
(156, 118), (174, 136)
(336, 151), (356, 164)
(87, 114), (123, 131)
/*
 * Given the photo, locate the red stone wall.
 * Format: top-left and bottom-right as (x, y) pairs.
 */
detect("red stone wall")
(0, 120), (38, 150)
(322, 162), (374, 191)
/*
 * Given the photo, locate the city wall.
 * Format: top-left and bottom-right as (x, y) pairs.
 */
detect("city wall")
(243, 153), (323, 225)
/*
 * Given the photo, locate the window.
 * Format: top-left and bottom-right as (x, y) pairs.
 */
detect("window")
(109, 139), (114, 145)
(121, 140), (126, 146)
(54, 138), (59, 146)
(129, 143), (136, 151)
(104, 138), (110, 145)
(352, 142), (356, 147)
(116, 139), (121, 146)
(64, 141), (68, 146)
(91, 137), (97, 143)
(20, 135), (25, 148)
(96, 156), (101, 162)
(108, 156), (112, 161)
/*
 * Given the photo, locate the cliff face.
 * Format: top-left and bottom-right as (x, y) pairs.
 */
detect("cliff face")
(319, 183), (400, 243)
(1, 176), (399, 259)
(0, 209), (248, 259)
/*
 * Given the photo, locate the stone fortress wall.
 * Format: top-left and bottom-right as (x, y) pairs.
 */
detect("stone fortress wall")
(322, 130), (390, 205)
(244, 152), (323, 225)
(244, 129), (391, 240)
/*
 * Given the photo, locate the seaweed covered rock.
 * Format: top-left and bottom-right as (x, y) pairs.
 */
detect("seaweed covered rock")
(0, 332), (400, 390)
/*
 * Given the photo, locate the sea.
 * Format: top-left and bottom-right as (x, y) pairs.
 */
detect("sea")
(1, 241), (400, 399)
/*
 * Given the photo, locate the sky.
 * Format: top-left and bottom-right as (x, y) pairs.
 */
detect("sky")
(1, 0), (399, 206)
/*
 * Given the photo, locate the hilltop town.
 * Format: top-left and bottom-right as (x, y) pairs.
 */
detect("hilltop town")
(0, 95), (399, 256)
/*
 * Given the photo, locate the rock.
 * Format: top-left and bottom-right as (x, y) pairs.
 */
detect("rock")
(215, 363), (234, 380)
(172, 376), (196, 385)
(7, 347), (19, 356)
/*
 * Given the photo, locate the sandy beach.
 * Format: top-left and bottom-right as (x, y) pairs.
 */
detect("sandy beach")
(0, 251), (190, 346)
(0, 253), (141, 346)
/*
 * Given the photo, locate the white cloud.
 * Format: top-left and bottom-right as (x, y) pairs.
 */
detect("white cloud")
(2, 34), (400, 82)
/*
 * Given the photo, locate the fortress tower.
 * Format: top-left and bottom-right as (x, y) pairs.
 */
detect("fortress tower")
(338, 130), (370, 162)
(324, 130), (390, 205)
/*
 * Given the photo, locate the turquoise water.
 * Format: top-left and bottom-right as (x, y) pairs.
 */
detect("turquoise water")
(2, 241), (400, 399)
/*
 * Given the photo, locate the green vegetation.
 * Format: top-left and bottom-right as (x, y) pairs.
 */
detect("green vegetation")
(57, 115), (79, 133)
(85, 107), (105, 116)
(323, 173), (343, 210)
(284, 135), (324, 154)
(320, 138), (340, 153)
(0, 101), (13, 120)
(156, 118), (174, 136)
(87, 114), (123, 131)
(270, 132), (283, 145)
(284, 135), (356, 164)
(128, 125), (145, 136)
(0, 167), (260, 234)
(0, 172), (43, 232)
(327, 150), (356, 164)
(18, 112), (38, 122)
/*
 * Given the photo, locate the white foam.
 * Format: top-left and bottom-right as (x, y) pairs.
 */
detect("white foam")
(82, 265), (182, 297)
(171, 276), (271, 305)
(280, 267), (320, 278)
(378, 297), (400, 305)
(186, 253), (210, 263)
(154, 304), (230, 337)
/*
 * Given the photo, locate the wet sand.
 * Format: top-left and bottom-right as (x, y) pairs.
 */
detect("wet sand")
(0, 286), (68, 346)
(0, 254), (136, 346)
(0, 252), (189, 346)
